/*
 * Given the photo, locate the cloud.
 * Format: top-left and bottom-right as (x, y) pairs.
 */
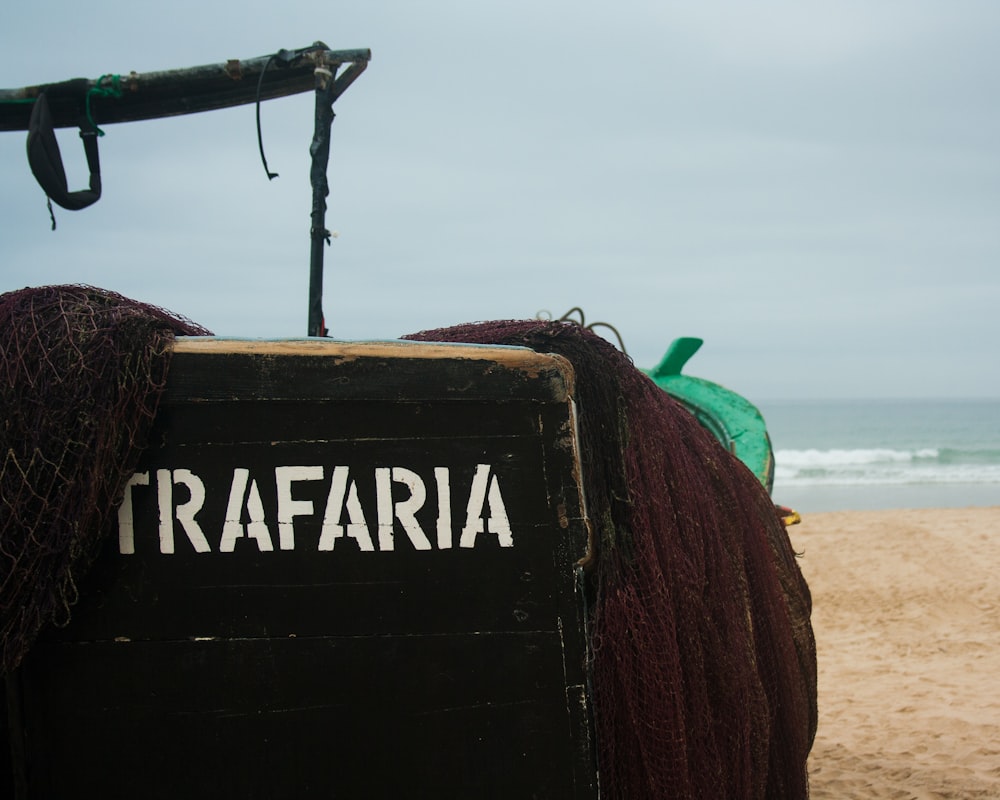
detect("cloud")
(2, 0), (999, 397)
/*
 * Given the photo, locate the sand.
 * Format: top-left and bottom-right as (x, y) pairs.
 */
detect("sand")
(787, 507), (1000, 799)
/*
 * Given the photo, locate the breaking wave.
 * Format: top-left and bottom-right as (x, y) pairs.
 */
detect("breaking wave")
(774, 447), (1000, 486)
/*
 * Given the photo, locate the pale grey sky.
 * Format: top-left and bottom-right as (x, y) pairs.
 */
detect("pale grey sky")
(3, 1), (999, 398)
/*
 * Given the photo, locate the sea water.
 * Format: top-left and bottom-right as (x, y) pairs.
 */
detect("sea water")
(757, 399), (1000, 512)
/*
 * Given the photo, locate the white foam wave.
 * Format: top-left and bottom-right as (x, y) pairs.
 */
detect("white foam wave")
(773, 448), (1000, 487)
(776, 448), (937, 468)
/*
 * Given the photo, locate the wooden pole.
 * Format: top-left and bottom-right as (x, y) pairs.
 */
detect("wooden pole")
(307, 61), (337, 337)
(304, 55), (370, 337)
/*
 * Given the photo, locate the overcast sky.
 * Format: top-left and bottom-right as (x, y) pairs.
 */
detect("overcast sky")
(2, 1), (999, 399)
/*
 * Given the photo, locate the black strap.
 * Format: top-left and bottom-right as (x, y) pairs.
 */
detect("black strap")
(26, 92), (102, 211)
(256, 54), (281, 180)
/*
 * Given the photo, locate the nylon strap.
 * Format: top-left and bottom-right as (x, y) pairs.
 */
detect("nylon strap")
(26, 92), (102, 212)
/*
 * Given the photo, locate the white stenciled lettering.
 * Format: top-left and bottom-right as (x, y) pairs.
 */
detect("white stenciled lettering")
(117, 463), (515, 555)
(460, 464), (513, 548)
(375, 468), (393, 550)
(118, 472), (149, 554)
(375, 467), (432, 551)
(156, 469), (175, 553)
(276, 465), (324, 551)
(434, 466), (452, 549)
(319, 466), (374, 551)
(171, 469), (211, 553)
(220, 468), (275, 552)
(392, 467), (432, 550)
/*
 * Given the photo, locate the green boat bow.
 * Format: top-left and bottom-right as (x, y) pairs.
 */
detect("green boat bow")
(644, 337), (775, 493)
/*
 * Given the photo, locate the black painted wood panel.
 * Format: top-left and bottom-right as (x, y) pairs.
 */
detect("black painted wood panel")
(7, 340), (595, 798)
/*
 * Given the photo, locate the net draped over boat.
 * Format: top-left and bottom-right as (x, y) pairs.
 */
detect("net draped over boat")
(405, 320), (817, 800)
(2, 292), (815, 797)
(0, 285), (210, 676)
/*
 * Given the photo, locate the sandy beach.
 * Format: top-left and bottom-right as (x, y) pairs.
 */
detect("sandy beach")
(788, 507), (1000, 799)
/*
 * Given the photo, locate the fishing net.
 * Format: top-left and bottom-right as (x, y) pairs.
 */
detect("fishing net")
(2, 293), (815, 796)
(0, 285), (210, 676)
(404, 320), (817, 800)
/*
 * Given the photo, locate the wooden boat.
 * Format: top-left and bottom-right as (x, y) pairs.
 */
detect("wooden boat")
(1, 45), (813, 798)
(4, 337), (597, 797)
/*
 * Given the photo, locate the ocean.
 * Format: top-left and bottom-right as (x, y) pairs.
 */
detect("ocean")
(756, 399), (1000, 512)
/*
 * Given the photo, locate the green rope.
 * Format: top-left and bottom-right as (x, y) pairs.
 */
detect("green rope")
(85, 74), (123, 136)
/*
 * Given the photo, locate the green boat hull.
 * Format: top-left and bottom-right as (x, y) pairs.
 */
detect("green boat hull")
(644, 337), (775, 493)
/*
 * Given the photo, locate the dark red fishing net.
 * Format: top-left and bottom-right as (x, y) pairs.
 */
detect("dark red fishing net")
(405, 320), (817, 800)
(0, 285), (210, 675)
(2, 295), (815, 796)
